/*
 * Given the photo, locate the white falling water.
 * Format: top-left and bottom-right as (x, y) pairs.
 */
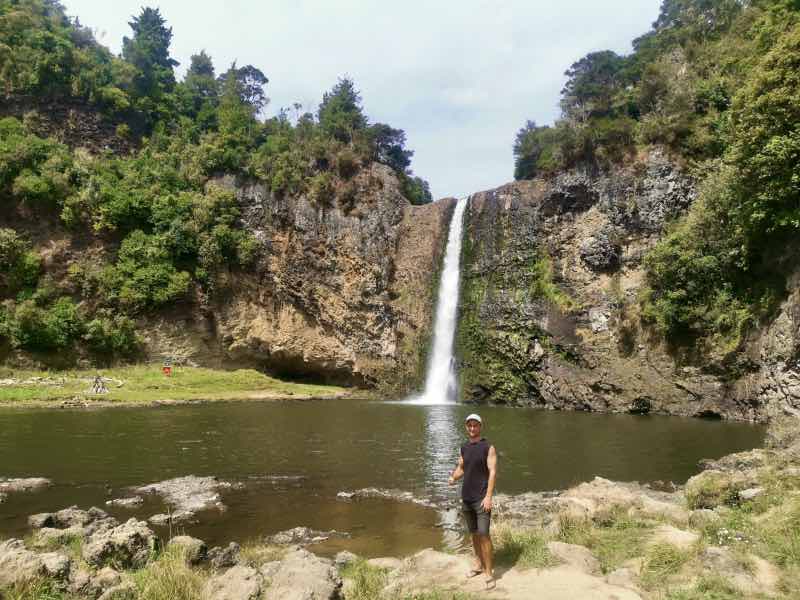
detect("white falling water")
(410, 197), (468, 405)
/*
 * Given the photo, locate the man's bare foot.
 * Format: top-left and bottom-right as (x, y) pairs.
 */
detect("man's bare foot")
(466, 567), (483, 578)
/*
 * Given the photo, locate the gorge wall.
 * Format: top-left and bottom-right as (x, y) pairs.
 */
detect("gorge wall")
(456, 150), (800, 422)
(135, 164), (454, 390)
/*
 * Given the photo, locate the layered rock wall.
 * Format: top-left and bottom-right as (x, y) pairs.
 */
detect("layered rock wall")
(139, 164), (454, 389)
(456, 149), (800, 421)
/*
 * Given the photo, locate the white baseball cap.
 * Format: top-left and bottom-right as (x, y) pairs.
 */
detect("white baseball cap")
(464, 413), (482, 424)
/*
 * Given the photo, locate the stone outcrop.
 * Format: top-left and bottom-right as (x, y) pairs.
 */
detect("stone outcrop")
(82, 518), (158, 569)
(456, 149), (799, 420)
(138, 166), (454, 391)
(0, 539), (71, 587)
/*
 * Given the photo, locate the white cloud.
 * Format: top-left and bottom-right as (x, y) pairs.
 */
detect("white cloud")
(62, 0), (661, 199)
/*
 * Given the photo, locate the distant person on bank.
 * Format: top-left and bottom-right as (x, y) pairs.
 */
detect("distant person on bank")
(448, 413), (498, 590)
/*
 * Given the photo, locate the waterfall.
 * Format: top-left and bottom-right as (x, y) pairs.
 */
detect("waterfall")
(411, 197), (468, 405)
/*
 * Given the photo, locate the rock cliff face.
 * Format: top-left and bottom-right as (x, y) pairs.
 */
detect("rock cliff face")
(140, 164), (454, 389)
(455, 149), (799, 421)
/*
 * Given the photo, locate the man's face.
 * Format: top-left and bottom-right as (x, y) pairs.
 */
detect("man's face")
(465, 419), (482, 437)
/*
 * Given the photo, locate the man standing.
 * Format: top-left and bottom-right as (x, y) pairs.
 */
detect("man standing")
(449, 413), (497, 590)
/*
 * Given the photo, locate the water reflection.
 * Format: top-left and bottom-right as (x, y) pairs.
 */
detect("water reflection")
(421, 405), (467, 550)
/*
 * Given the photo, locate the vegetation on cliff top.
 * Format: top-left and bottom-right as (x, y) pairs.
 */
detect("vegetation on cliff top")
(0, 0), (432, 365)
(513, 0), (800, 355)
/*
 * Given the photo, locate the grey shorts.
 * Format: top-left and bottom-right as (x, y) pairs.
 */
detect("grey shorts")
(462, 499), (491, 536)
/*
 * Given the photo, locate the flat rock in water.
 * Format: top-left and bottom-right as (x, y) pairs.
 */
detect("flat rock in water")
(106, 496), (143, 508)
(148, 511), (195, 526)
(264, 526), (349, 546)
(136, 475), (230, 515)
(337, 487), (437, 508)
(0, 477), (51, 494)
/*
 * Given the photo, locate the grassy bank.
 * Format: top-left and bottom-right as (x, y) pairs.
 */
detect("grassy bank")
(0, 365), (349, 405)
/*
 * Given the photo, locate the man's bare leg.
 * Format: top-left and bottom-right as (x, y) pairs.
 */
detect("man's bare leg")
(471, 533), (484, 572)
(480, 535), (494, 587)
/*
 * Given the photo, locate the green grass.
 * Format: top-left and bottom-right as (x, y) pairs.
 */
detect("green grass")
(238, 540), (284, 567)
(131, 545), (206, 600)
(557, 511), (653, 574)
(494, 524), (558, 569)
(664, 575), (745, 600)
(640, 542), (694, 590)
(0, 365), (347, 405)
(0, 579), (81, 600)
(340, 559), (388, 600)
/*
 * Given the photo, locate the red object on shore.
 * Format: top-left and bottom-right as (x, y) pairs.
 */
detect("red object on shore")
(162, 366), (172, 377)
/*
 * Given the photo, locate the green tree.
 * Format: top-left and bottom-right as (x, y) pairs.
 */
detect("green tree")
(317, 77), (367, 143)
(121, 7), (178, 122)
(177, 50), (218, 128)
(560, 51), (627, 121)
(369, 123), (412, 173)
(513, 121), (560, 179)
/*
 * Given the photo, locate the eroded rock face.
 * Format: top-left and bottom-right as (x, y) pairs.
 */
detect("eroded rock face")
(267, 549), (342, 600)
(82, 518), (158, 569)
(139, 165), (454, 392)
(0, 539), (72, 586)
(456, 149), (799, 420)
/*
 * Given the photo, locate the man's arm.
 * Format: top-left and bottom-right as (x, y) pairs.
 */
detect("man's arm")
(448, 455), (465, 485)
(481, 445), (497, 511)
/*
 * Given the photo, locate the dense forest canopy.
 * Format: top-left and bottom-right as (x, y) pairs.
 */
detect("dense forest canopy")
(0, 0), (432, 360)
(513, 0), (800, 357)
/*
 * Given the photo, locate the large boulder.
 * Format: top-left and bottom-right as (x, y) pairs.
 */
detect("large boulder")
(204, 565), (262, 600)
(167, 535), (207, 565)
(82, 518), (158, 569)
(0, 539), (71, 586)
(208, 542), (241, 569)
(267, 549), (342, 600)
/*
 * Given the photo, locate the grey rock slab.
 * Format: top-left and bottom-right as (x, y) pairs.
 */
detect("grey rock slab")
(83, 518), (157, 569)
(546, 541), (601, 575)
(0, 477), (51, 494)
(168, 535), (207, 565)
(106, 496), (144, 508)
(97, 581), (135, 600)
(334, 550), (358, 568)
(264, 526), (350, 546)
(268, 549), (342, 600)
(0, 538), (71, 586)
(204, 565), (262, 600)
(148, 510), (195, 526)
(136, 475), (229, 515)
(739, 487), (765, 501)
(208, 542), (241, 569)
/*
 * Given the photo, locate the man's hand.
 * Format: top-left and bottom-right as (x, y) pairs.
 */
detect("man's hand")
(448, 475), (456, 485)
(481, 495), (492, 512)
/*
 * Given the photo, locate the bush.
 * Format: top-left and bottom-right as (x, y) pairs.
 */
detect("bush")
(84, 313), (140, 358)
(0, 229), (41, 293)
(101, 231), (191, 311)
(13, 297), (82, 352)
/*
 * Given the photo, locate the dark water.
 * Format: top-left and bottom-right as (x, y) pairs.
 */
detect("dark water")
(0, 400), (764, 557)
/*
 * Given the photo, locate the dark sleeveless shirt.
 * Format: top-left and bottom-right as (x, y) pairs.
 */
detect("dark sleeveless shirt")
(460, 438), (491, 502)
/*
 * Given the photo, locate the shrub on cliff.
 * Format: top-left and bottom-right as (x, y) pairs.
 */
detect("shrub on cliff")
(0, 228), (40, 294)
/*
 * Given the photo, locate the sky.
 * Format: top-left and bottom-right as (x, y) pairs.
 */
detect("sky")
(61, 0), (662, 200)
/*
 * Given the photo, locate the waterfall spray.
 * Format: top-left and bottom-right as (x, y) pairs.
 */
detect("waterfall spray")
(411, 197), (468, 405)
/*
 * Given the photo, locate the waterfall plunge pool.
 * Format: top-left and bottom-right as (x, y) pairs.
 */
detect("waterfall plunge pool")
(0, 399), (764, 557)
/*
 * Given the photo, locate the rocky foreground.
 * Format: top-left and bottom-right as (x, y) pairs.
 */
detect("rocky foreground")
(2, 418), (799, 600)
